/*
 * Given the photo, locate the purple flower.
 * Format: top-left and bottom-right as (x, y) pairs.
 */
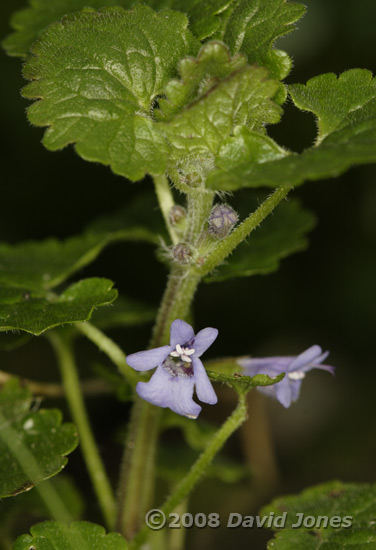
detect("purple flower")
(237, 345), (335, 408)
(126, 319), (218, 418)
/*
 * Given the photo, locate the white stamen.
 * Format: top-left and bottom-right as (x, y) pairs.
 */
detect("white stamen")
(288, 371), (306, 380)
(170, 344), (196, 363)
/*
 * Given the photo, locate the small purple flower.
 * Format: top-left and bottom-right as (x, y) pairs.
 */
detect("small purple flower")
(237, 345), (335, 408)
(126, 319), (218, 418)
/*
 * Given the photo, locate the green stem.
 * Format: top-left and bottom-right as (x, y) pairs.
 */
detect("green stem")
(116, 398), (161, 537)
(153, 174), (178, 244)
(76, 321), (138, 385)
(131, 393), (248, 548)
(116, 265), (202, 538)
(48, 332), (116, 530)
(151, 265), (201, 348)
(198, 185), (292, 277)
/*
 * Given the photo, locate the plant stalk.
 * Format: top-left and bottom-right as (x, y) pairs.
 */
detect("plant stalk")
(48, 332), (116, 530)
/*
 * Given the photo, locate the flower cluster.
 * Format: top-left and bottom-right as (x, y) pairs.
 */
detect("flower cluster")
(238, 345), (335, 408)
(126, 319), (218, 418)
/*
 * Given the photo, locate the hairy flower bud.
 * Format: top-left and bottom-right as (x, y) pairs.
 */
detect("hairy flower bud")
(208, 204), (238, 238)
(169, 205), (186, 226)
(172, 242), (193, 265)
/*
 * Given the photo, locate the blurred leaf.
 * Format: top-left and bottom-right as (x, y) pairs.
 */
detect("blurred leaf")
(0, 278), (117, 336)
(0, 476), (84, 550)
(207, 69), (376, 190)
(158, 441), (248, 484)
(158, 41), (281, 178)
(0, 380), (78, 498)
(90, 297), (156, 330)
(0, 211), (159, 295)
(0, 333), (32, 352)
(261, 480), (376, 549)
(221, 0), (306, 80)
(22, 6), (199, 181)
(162, 411), (218, 450)
(13, 521), (128, 550)
(205, 201), (316, 282)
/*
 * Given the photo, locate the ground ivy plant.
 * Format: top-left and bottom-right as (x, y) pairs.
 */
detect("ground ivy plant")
(1, 0), (376, 548)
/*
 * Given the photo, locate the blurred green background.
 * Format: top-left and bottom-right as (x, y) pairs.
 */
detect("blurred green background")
(0, 1), (376, 548)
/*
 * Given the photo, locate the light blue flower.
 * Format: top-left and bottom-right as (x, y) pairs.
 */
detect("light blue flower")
(237, 345), (335, 408)
(126, 319), (218, 418)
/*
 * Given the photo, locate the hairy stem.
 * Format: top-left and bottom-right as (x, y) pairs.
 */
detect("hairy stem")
(153, 174), (177, 244)
(131, 393), (248, 548)
(116, 265), (201, 538)
(48, 332), (116, 530)
(198, 185), (292, 277)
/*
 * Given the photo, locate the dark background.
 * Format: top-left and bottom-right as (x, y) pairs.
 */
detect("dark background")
(1, 1), (376, 548)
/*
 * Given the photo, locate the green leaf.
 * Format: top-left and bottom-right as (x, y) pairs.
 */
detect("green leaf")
(162, 412), (218, 451)
(261, 480), (376, 549)
(0, 198), (160, 294)
(90, 296), (156, 330)
(207, 69), (376, 190)
(205, 200), (316, 282)
(0, 476), (84, 549)
(221, 0), (306, 80)
(0, 379), (78, 498)
(13, 521), (128, 550)
(0, 278), (117, 336)
(289, 69), (376, 143)
(3, 0), (234, 58)
(158, 41), (281, 179)
(22, 6), (199, 181)
(206, 358), (284, 393)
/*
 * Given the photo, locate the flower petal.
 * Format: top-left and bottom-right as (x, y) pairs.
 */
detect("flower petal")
(170, 319), (195, 348)
(192, 358), (217, 405)
(136, 366), (202, 419)
(289, 379), (303, 403)
(274, 377), (293, 408)
(288, 345), (323, 372)
(126, 345), (172, 371)
(192, 327), (218, 357)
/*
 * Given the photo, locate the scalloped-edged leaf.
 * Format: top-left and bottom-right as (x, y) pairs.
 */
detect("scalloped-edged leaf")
(3, 0), (235, 58)
(289, 69), (376, 143)
(207, 69), (376, 190)
(261, 480), (376, 549)
(13, 521), (128, 550)
(158, 41), (281, 172)
(22, 6), (199, 181)
(0, 380), (78, 498)
(221, 0), (306, 80)
(205, 200), (316, 282)
(0, 278), (117, 336)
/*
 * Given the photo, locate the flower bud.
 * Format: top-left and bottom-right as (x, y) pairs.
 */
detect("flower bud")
(169, 205), (186, 226)
(172, 243), (193, 265)
(208, 204), (238, 238)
